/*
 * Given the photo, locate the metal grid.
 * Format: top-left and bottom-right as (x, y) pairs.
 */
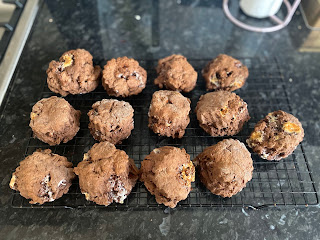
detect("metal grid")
(11, 57), (318, 209)
(0, 0), (26, 63)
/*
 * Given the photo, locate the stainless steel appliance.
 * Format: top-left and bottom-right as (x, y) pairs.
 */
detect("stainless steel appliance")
(0, 0), (38, 104)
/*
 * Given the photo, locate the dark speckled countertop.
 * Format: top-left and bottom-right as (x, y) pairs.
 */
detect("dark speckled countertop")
(1, 0), (320, 239)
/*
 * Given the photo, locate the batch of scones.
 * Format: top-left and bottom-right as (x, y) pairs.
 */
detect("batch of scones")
(10, 49), (305, 207)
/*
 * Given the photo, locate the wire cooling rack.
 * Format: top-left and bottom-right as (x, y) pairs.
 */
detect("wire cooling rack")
(11, 57), (318, 209)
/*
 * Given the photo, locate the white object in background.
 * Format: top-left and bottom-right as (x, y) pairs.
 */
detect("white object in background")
(240, 0), (283, 18)
(223, 0), (301, 32)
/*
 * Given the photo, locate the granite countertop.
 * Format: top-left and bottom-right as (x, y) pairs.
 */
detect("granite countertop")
(1, 0), (320, 239)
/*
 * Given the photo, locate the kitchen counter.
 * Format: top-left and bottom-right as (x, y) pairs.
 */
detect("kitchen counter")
(1, 0), (320, 239)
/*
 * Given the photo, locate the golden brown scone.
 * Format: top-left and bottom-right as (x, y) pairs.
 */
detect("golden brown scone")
(247, 110), (304, 161)
(155, 54), (197, 92)
(10, 149), (75, 204)
(102, 57), (147, 97)
(140, 146), (195, 208)
(195, 91), (250, 136)
(148, 90), (191, 138)
(194, 139), (253, 198)
(202, 54), (248, 91)
(47, 49), (101, 96)
(29, 96), (81, 146)
(74, 142), (139, 206)
(88, 99), (134, 144)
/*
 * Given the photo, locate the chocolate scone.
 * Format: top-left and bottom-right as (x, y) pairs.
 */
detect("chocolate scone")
(154, 54), (197, 92)
(74, 142), (139, 206)
(10, 149), (75, 204)
(140, 146), (195, 208)
(47, 49), (101, 96)
(195, 91), (250, 136)
(202, 54), (248, 91)
(148, 90), (191, 138)
(88, 99), (134, 144)
(194, 139), (253, 198)
(247, 110), (304, 161)
(30, 96), (81, 145)
(102, 57), (147, 97)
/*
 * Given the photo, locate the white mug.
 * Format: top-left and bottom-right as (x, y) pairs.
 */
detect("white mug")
(240, 0), (283, 18)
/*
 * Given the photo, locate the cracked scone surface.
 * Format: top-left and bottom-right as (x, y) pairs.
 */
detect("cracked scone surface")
(202, 54), (248, 91)
(195, 91), (250, 136)
(154, 54), (197, 92)
(148, 90), (191, 138)
(194, 139), (253, 198)
(88, 99), (134, 144)
(10, 149), (75, 204)
(47, 49), (101, 96)
(29, 96), (81, 145)
(102, 57), (147, 97)
(140, 146), (195, 208)
(74, 142), (139, 206)
(247, 110), (304, 161)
